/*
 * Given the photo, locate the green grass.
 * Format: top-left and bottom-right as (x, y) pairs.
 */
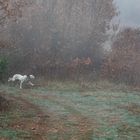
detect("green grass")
(0, 81), (140, 139)
(0, 129), (31, 140)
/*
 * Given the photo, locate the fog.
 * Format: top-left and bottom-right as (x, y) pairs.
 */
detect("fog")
(115, 0), (140, 27)
(0, 0), (140, 85)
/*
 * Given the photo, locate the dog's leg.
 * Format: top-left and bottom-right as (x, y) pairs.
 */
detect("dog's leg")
(28, 81), (34, 86)
(20, 81), (23, 89)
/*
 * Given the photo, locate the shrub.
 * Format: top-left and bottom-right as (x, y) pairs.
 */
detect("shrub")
(102, 28), (140, 86)
(0, 57), (8, 81)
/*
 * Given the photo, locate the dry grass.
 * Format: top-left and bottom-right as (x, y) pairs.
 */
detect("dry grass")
(0, 81), (140, 139)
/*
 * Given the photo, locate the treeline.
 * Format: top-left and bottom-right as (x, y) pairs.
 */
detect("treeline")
(0, 0), (116, 79)
(1, 27), (140, 86)
(0, 0), (140, 86)
(102, 28), (140, 86)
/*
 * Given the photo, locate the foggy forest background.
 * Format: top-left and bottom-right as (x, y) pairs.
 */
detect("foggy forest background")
(0, 0), (140, 87)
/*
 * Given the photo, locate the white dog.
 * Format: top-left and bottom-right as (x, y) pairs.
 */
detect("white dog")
(8, 74), (35, 89)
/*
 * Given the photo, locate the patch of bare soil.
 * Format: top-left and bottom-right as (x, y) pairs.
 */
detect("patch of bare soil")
(117, 123), (140, 139)
(0, 137), (9, 140)
(8, 96), (50, 140)
(0, 93), (10, 112)
(119, 103), (140, 115)
(28, 93), (99, 138)
(125, 103), (140, 115)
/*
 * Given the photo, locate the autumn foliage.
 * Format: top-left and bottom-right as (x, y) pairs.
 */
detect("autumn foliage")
(0, 0), (32, 25)
(102, 28), (140, 86)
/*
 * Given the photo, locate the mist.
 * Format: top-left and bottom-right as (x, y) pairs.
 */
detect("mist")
(0, 0), (140, 85)
(0, 1), (140, 139)
(115, 0), (140, 27)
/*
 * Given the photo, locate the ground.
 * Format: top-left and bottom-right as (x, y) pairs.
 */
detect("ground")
(0, 81), (140, 140)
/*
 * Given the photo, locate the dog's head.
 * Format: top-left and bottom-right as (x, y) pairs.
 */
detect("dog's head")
(8, 77), (12, 82)
(29, 75), (35, 79)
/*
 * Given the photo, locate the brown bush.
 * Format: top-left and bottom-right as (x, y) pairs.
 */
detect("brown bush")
(0, 95), (10, 112)
(102, 28), (140, 86)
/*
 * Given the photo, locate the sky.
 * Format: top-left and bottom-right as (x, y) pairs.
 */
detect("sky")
(114, 0), (140, 27)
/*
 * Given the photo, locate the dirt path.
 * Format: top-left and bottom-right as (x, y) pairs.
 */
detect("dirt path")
(1, 86), (140, 140)
(1, 90), (98, 140)
(5, 95), (49, 140)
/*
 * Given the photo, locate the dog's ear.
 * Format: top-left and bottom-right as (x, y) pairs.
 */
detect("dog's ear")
(29, 75), (35, 79)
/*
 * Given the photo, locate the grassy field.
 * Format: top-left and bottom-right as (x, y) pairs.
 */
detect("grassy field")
(0, 81), (140, 140)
